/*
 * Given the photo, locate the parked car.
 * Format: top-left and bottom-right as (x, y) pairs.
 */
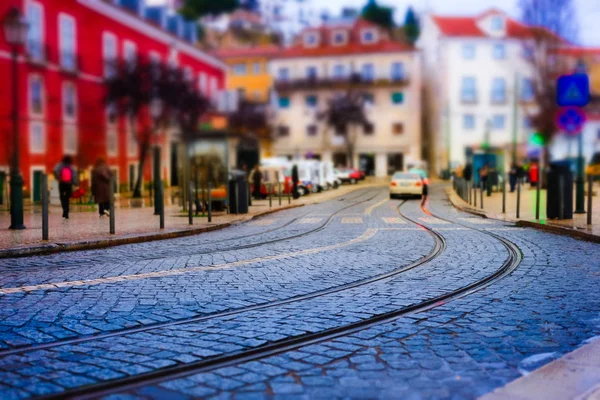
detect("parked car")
(389, 172), (424, 199)
(335, 168), (361, 184)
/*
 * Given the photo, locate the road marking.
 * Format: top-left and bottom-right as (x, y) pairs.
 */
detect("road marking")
(382, 217), (407, 224)
(0, 229), (379, 295)
(297, 218), (324, 224)
(364, 198), (389, 215)
(419, 218), (451, 225)
(342, 217), (364, 224)
(457, 218), (495, 225)
(251, 219), (277, 226)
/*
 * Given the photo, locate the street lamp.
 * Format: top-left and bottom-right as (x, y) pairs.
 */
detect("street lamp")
(4, 7), (29, 230)
(150, 97), (163, 216)
(483, 119), (492, 196)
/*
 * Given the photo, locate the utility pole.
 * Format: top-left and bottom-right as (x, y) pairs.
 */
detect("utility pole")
(511, 73), (519, 165)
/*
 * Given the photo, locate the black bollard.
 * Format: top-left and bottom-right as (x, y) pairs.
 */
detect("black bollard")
(42, 174), (49, 241)
(208, 182), (212, 223)
(109, 175), (116, 234)
(516, 178), (521, 219)
(502, 174), (506, 214)
(159, 182), (165, 230)
(588, 175), (593, 225)
(188, 184), (193, 226)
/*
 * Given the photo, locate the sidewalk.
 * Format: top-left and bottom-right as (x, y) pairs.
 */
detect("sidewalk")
(0, 182), (384, 257)
(447, 182), (600, 242)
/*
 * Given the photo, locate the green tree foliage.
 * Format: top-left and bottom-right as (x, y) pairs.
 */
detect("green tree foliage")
(240, 0), (260, 13)
(179, 0), (239, 20)
(361, 0), (395, 30)
(404, 7), (420, 44)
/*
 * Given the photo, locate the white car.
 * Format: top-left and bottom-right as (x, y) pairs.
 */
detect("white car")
(389, 172), (424, 199)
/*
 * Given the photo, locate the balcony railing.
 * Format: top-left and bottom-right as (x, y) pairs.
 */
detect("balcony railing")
(275, 73), (410, 91)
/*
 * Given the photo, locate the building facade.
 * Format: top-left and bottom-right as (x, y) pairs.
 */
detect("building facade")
(260, 0), (323, 45)
(418, 9), (538, 176)
(270, 19), (422, 178)
(0, 0), (225, 202)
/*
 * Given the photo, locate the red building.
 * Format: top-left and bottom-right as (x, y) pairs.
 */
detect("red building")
(0, 0), (225, 201)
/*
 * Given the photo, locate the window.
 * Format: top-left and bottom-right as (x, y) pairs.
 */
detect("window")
(304, 32), (319, 47)
(305, 95), (317, 108)
(63, 82), (77, 120)
(277, 126), (290, 137)
(103, 32), (117, 78)
(492, 115), (506, 129)
(392, 123), (404, 135)
(63, 124), (77, 155)
(361, 64), (375, 82)
(127, 119), (137, 157)
(462, 44), (476, 60)
(253, 62), (262, 74)
(199, 73), (208, 94)
(491, 16), (504, 31)
(491, 78), (506, 103)
(461, 77), (477, 103)
(30, 76), (43, 115)
(332, 30), (348, 45)
(391, 62), (405, 81)
(306, 66), (318, 80)
(107, 114), (118, 157)
(493, 43), (506, 59)
(124, 40), (137, 64)
(278, 67), (290, 81)
(521, 78), (535, 101)
(233, 63), (247, 75)
(362, 29), (377, 44)
(364, 123), (374, 135)
(59, 14), (76, 70)
(279, 97), (290, 108)
(306, 125), (318, 136)
(26, 1), (44, 61)
(463, 114), (475, 130)
(29, 122), (45, 153)
(333, 64), (346, 79)
(391, 92), (404, 105)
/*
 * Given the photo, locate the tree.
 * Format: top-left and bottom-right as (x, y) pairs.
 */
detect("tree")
(105, 58), (210, 198)
(403, 7), (420, 45)
(318, 88), (370, 169)
(179, 0), (239, 20)
(240, 0), (260, 13)
(361, 0), (395, 30)
(519, 0), (577, 162)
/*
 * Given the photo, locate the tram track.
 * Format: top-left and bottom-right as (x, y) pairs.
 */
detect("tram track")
(34, 198), (522, 400)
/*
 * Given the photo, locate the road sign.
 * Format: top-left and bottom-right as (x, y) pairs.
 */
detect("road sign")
(557, 74), (590, 107)
(556, 107), (586, 136)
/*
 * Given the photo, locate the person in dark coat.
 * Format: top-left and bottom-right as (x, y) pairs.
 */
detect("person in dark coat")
(91, 158), (112, 217)
(463, 163), (473, 182)
(291, 164), (300, 199)
(251, 165), (263, 199)
(509, 163), (518, 192)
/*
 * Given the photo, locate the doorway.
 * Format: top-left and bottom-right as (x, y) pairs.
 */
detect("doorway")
(387, 153), (404, 175)
(359, 153), (376, 176)
(32, 170), (43, 203)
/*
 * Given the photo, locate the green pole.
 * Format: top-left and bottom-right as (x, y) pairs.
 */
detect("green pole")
(511, 73), (519, 165)
(9, 47), (25, 230)
(445, 103), (451, 178)
(575, 131), (586, 213)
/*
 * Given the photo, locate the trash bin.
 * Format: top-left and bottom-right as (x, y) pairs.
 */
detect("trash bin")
(228, 170), (249, 214)
(547, 161), (573, 219)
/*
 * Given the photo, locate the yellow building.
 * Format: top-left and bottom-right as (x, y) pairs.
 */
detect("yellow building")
(213, 45), (280, 103)
(560, 47), (600, 95)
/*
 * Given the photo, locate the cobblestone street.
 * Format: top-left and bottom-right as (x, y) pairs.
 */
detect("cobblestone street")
(0, 185), (599, 400)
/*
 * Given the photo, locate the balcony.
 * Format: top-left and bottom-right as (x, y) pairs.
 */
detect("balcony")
(275, 73), (410, 92)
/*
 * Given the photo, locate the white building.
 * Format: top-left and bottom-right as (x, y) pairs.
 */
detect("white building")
(260, 0), (323, 44)
(418, 9), (538, 175)
(270, 19), (422, 177)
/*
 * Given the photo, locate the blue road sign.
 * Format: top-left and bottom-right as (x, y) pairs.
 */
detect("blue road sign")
(556, 107), (586, 136)
(557, 74), (590, 107)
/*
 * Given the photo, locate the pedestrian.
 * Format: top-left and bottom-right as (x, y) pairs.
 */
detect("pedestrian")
(509, 163), (518, 192)
(251, 165), (263, 199)
(479, 164), (489, 190)
(291, 164), (300, 199)
(529, 162), (539, 188)
(91, 158), (112, 218)
(53, 155), (79, 219)
(463, 163), (473, 182)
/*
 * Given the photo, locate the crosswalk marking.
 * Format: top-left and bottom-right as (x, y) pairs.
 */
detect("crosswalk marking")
(382, 217), (407, 224)
(342, 217), (364, 224)
(298, 218), (324, 224)
(457, 218), (495, 225)
(419, 218), (451, 225)
(252, 219), (277, 226)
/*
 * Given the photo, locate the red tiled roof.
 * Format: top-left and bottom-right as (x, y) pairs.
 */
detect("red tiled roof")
(212, 45), (281, 59)
(556, 47), (600, 56)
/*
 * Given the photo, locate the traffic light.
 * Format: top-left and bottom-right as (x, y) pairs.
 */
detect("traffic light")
(529, 132), (546, 146)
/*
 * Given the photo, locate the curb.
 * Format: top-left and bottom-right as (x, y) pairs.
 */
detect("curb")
(445, 188), (600, 244)
(0, 204), (304, 259)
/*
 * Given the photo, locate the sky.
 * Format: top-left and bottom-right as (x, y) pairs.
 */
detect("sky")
(148, 0), (600, 46)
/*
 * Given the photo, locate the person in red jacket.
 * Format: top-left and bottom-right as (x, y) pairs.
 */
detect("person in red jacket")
(529, 162), (539, 188)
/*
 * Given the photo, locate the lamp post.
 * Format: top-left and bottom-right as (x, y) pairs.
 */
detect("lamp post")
(150, 98), (163, 216)
(484, 119), (492, 197)
(4, 7), (29, 230)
